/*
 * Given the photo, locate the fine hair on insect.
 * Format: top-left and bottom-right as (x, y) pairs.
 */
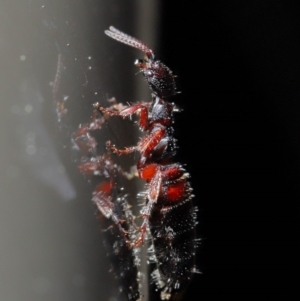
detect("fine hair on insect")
(66, 26), (200, 301)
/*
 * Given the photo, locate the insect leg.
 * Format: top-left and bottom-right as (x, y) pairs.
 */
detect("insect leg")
(98, 102), (151, 130)
(134, 169), (163, 247)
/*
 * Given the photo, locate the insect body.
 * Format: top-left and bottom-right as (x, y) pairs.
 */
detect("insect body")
(100, 27), (198, 300)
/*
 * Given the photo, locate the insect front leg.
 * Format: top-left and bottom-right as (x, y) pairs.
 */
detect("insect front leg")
(106, 126), (166, 158)
(98, 102), (151, 130)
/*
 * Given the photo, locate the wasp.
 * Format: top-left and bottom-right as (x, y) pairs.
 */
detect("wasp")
(94, 26), (199, 300)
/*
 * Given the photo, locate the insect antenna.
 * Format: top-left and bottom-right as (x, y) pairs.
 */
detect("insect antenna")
(105, 26), (155, 59)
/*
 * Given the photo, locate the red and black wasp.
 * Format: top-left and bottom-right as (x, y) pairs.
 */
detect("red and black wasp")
(101, 27), (198, 300)
(68, 26), (199, 301)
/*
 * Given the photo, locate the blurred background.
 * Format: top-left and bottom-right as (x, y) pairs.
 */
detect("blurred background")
(0, 1), (299, 300)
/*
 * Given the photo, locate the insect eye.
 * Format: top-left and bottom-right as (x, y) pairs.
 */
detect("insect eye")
(135, 59), (146, 69)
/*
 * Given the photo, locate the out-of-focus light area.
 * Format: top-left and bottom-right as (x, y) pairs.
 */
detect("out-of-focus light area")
(0, 0), (158, 300)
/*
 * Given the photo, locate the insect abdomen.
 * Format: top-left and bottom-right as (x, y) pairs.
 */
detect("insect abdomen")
(150, 198), (197, 296)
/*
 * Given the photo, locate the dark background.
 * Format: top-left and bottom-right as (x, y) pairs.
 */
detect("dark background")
(0, 1), (299, 300)
(162, 1), (300, 300)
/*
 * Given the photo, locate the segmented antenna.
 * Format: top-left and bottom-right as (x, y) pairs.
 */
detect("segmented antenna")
(105, 26), (155, 59)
